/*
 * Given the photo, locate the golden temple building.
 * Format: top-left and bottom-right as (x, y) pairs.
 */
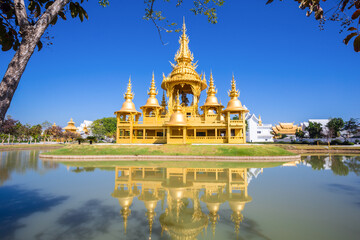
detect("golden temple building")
(272, 122), (301, 136)
(111, 165), (254, 239)
(115, 20), (248, 144)
(63, 118), (77, 133)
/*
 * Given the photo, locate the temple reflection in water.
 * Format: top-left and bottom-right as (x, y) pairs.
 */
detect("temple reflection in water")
(111, 166), (263, 239)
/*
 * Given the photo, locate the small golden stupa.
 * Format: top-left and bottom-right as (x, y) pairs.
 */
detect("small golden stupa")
(63, 118), (77, 133)
(83, 125), (89, 135)
(114, 19), (248, 144)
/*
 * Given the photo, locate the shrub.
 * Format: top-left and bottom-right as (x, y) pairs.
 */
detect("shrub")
(342, 141), (355, 145)
(313, 140), (326, 145)
(355, 139), (359, 144)
(330, 139), (343, 145)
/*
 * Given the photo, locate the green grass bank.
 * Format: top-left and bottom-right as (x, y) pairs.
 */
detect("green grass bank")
(43, 144), (296, 156)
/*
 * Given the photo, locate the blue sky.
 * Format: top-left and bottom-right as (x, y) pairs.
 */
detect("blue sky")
(0, 1), (359, 127)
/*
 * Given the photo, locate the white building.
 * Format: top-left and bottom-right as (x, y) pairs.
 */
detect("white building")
(246, 113), (273, 142)
(77, 120), (93, 136)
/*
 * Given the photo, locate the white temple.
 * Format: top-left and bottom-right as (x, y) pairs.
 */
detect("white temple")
(77, 120), (93, 136)
(246, 113), (273, 142)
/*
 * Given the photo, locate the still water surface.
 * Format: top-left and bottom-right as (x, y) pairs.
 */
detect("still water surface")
(0, 150), (360, 240)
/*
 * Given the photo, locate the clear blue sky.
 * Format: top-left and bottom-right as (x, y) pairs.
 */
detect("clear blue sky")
(1, 1), (359, 127)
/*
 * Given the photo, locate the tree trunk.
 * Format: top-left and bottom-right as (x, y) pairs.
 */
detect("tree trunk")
(0, 0), (70, 126)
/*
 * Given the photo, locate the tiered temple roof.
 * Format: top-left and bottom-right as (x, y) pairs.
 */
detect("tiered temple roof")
(63, 118), (77, 133)
(272, 122), (301, 135)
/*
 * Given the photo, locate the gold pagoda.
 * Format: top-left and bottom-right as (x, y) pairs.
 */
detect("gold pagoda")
(115, 20), (248, 144)
(63, 118), (77, 133)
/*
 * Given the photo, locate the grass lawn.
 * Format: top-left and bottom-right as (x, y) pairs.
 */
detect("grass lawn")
(43, 144), (296, 156)
(61, 160), (285, 169)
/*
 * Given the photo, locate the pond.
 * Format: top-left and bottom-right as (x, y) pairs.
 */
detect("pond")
(0, 150), (359, 240)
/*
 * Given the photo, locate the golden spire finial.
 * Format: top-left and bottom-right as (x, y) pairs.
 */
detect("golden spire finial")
(258, 115), (262, 126)
(161, 91), (167, 107)
(148, 72), (158, 97)
(174, 17), (193, 63)
(207, 71), (217, 96)
(124, 76), (134, 100)
(228, 75), (239, 98)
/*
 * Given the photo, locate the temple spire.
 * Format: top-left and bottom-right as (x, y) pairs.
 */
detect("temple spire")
(161, 91), (167, 108)
(228, 74), (240, 99)
(124, 76), (134, 100)
(207, 72), (217, 96)
(174, 17), (193, 63)
(148, 72), (158, 97)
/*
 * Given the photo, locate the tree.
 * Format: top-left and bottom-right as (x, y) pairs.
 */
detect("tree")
(41, 121), (52, 131)
(44, 125), (63, 141)
(63, 130), (78, 142)
(0, 115), (18, 143)
(267, 0), (360, 52)
(30, 124), (42, 143)
(0, 0), (96, 126)
(326, 118), (344, 138)
(305, 121), (322, 139)
(0, 0), (224, 126)
(90, 117), (116, 139)
(270, 131), (281, 139)
(342, 118), (359, 140)
(295, 129), (305, 140)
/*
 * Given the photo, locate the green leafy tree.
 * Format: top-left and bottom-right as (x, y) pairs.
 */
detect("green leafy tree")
(0, 0), (224, 126)
(90, 117), (117, 139)
(342, 118), (359, 140)
(41, 121), (52, 130)
(30, 124), (42, 143)
(306, 121), (322, 138)
(270, 131), (280, 139)
(326, 118), (344, 138)
(267, 0), (360, 52)
(295, 129), (305, 140)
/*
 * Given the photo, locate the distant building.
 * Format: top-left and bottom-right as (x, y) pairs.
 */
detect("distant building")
(246, 113), (273, 142)
(272, 123), (301, 137)
(77, 120), (93, 136)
